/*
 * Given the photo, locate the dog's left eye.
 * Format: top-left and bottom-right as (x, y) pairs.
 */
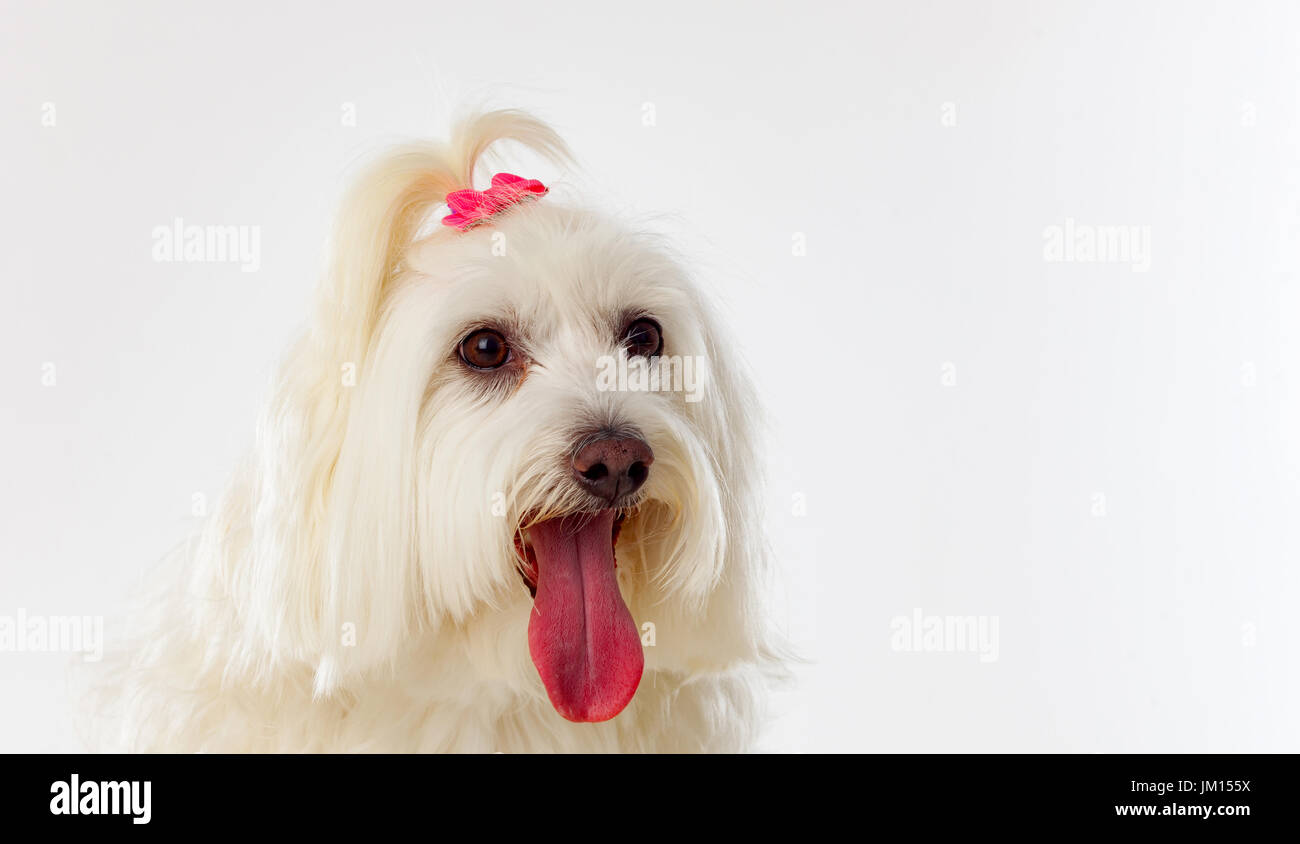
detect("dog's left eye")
(459, 329), (511, 370)
(622, 318), (663, 358)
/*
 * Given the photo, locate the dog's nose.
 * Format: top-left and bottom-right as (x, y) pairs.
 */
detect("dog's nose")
(572, 435), (653, 504)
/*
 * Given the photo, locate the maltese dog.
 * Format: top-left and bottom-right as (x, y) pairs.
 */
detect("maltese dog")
(91, 110), (780, 752)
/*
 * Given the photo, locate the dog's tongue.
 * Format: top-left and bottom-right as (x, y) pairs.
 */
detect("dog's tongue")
(526, 510), (643, 722)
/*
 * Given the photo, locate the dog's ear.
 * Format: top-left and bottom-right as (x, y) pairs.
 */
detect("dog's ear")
(664, 291), (788, 672)
(221, 112), (570, 694)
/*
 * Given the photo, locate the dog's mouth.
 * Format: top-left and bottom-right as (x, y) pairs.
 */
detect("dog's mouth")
(513, 509), (643, 723)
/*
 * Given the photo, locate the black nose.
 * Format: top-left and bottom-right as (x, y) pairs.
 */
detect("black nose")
(571, 435), (653, 504)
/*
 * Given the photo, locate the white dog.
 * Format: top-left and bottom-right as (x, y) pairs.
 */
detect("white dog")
(90, 110), (780, 752)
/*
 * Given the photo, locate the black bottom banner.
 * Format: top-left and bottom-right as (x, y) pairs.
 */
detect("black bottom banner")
(2, 753), (1289, 831)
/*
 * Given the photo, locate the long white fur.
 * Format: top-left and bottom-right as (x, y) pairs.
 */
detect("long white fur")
(86, 110), (781, 752)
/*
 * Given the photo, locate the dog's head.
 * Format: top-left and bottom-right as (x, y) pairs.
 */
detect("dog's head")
(230, 112), (770, 722)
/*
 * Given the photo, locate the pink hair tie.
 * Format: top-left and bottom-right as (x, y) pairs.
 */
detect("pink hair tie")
(441, 172), (548, 231)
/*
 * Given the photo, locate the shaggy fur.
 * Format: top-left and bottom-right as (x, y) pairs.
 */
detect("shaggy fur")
(87, 110), (780, 752)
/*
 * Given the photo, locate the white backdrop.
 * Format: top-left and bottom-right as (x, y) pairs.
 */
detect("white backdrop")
(3, 0), (1299, 752)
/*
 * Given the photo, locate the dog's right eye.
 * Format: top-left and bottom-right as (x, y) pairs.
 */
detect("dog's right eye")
(459, 329), (511, 370)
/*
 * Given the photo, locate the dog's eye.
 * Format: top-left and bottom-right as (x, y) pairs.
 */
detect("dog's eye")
(459, 329), (511, 370)
(622, 318), (662, 358)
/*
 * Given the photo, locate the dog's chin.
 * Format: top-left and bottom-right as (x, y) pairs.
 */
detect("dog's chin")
(512, 503), (645, 723)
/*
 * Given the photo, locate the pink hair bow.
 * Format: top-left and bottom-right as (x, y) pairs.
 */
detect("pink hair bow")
(441, 172), (548, 231)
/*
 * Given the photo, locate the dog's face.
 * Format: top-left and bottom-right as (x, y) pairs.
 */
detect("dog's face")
(237, 118), (768, 727)
(356, 203), (735, 721)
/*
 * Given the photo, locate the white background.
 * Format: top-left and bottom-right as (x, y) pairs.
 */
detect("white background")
(3, 0), (1300, 752)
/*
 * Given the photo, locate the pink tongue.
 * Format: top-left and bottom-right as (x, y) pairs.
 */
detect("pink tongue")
(526, 510), (644, 722)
